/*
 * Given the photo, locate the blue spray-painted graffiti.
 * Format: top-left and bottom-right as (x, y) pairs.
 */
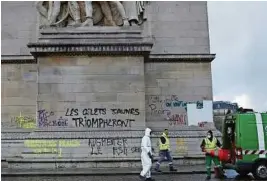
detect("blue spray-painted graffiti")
(38, 109), (54, 127)
(38, 109), (68, 127)
(165, 100), (203, 109)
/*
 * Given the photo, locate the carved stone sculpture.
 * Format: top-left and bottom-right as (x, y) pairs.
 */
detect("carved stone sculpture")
(123, 1), (147, 26)
(36, 1), (146, 28)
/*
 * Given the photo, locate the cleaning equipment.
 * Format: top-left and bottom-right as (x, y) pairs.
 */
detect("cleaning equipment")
(205, 149), (228, 178)
(205, 148), (230, 162)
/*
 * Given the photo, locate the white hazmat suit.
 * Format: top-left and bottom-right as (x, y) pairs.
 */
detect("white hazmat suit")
(140, 128), (153, 179)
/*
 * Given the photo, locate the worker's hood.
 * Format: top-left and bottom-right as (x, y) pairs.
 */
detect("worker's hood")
(145, 128), (152, 137)
(207, 130), (213, 140)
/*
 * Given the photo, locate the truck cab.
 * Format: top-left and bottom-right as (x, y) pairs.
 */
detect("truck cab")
(221, 112), (267, 180)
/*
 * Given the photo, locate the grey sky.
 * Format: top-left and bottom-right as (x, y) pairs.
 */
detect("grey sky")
(208, 1), (267, 112)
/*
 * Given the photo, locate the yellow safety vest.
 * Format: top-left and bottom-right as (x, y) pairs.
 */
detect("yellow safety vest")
(204, 137), (217, 151)
(159, 133), (170, 151)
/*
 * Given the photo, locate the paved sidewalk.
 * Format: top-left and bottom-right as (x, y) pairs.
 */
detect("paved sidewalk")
(2, 164), (212, 176)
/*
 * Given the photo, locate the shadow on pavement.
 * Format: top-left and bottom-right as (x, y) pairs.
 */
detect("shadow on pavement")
(234, 175), (254, 180)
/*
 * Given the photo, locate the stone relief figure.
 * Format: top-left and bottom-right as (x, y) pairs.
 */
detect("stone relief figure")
(36, 1), (82, 28)
(36, 1), (131, 28)
(123, 1), (148, 26)
(36, 1), (147, 28)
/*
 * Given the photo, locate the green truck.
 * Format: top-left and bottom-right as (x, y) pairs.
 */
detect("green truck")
(222, 112), (267, 180)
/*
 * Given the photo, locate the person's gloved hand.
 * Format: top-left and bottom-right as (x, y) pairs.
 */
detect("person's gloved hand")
(150, 155), (154, 163)
(148, 152), (153, 160)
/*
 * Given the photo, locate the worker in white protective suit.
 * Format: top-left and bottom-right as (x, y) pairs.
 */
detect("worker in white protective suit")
(139, 128), (155, 181)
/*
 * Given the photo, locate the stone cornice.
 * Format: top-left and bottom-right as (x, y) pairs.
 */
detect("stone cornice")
(27, 42), (153, 57)
(27, 27), (154, 57)
(1, 55), (36, 64)
(148, 54), (216, 63)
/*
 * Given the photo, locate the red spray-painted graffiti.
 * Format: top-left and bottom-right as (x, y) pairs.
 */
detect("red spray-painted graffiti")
(147, 95), (208, 126)
(198, 121), (208, 128)
(167, 112), (187, 126)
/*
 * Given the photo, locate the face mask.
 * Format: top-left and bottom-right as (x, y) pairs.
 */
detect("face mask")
(207, 134), (211, 138)
(164, 130), (168, 136)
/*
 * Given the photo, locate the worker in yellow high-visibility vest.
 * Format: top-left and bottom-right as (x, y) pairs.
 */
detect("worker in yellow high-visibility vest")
(200, 130), (223, 180)
(155, 129), (177, 172)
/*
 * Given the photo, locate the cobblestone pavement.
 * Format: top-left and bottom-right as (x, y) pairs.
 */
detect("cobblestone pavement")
(2, 174), (255, 181)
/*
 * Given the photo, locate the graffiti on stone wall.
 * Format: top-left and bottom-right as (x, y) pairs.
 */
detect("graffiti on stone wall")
(198, 121), (208, 127)
(88, 138), (128, 156)
(147, 95), (204, 126)
(88, 138), (143, 156)
(131, 146), (142, 154)
(38, 109), (68, 127)
(37, 108), (139, 128)
(23, 137), (194, 158)
(165, 100), (203, 109)
(66, 108), (138, 128)
(24, 140), (81, 157)
(175, 138), (188, 155)
(148, 95), (203, 112)
(167, 113), (187, 126)
(24, 138), (142, 158)
(11, 112), (36, 129)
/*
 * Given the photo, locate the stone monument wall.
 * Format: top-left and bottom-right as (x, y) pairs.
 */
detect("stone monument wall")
(1, 1), (218, 169)
(1, 1), (213, 130)
(37, 56), (145, 130)
(145, 62), (212, 129)
(1, 1), (37, 56)
(1, 1), (37, 129)
(1, 64), (37, 128)
(145, 1), (210, 54)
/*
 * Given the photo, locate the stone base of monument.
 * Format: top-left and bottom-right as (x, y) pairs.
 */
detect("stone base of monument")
(0, 27), (221, 169)
(2, 128), (221, 169)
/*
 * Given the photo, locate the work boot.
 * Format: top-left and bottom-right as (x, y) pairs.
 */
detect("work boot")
(206, 176), (211, 180)
(139, 175), (146, 180)
(169, 165), (177, 172)
(145, 178), (155, 181)
(154, 163), (162, 172)
(154, 168), (162, 172)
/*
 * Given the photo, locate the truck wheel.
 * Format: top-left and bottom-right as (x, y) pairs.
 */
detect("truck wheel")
(253, 161), (267, 180)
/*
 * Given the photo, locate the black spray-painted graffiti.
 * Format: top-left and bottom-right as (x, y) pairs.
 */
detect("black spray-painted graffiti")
(37, 107), (139, 128)
(65, 108), (106, 116)
(72, 118), (135, 128)
(148, 104), (170, 115)
(88, 138), (142, 156)
(88, 138), (128, 156)
(110, 108), (140, 115)
(65, 108), (139, 116)
(38, 110), (68, 127)
(65, 108), (139, 128)
(131, 146), (141, 153)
